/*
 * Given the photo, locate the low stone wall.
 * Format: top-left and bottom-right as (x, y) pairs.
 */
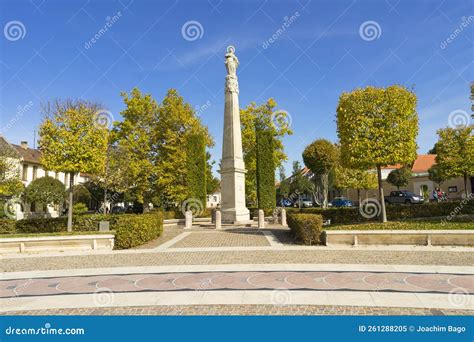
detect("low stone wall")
(0, 234), (115, 254)
(324, 230), (473, 247)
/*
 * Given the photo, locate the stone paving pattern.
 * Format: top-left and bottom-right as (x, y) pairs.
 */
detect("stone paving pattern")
(170, 230), (270, 248)
(2, 305), (472, 316)
(3, 249), (473, 273)
(2, 271), (473, 298)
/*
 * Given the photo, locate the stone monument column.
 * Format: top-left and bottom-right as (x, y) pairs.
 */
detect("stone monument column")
(220, 46), (250, 223)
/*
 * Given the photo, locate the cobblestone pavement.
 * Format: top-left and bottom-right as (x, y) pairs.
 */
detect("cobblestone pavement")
(2, 249), (472, 272)
(3, 271), (472, 298)
(170, 230), (270, 248)
(1, 304), (471, 316)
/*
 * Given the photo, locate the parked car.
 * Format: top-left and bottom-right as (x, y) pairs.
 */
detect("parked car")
(330, 197), (353, 207)
(293, 199), (313, 208)
(280, 199), (293, 207)
(384, 190), (424, 204)
(111, 206), (126, 214)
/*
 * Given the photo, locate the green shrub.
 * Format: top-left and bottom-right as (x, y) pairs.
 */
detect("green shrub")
(73, 203), (88, 214)
(326, 220), (474, 230)
(15, 217), (68, 234)
(0, 219), (16, 234)
(287, 212), (323, 245)
(114, 212), (163, 249)
(288, 200), (474, 224)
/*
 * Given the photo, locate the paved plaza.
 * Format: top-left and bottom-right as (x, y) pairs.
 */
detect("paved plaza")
(1, 225), (473, 315)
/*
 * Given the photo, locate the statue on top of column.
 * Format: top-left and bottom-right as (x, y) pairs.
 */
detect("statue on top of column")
(225, 46), (239, 78)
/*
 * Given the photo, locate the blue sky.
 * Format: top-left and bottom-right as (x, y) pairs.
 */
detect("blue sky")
(0, 0), (472, 176)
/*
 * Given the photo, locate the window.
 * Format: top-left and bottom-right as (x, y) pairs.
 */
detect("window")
(448, 186), (457, 193)
(22, 165), (28, 181)
(32, 166), (38, 180)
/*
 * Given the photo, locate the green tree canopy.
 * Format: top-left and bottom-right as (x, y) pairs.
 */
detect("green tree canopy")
(241, 99), (292, 205)
(255, 125), (276, 209)
(0, 142), (24, 199)
(39, 100), (109, 230)
(113, 88), (213, 210)
(25, 176), (65, 207)
(386, 167), (412, 190)
(435, 125), (473, 196)
(302, 139), (338, 208)
(336, 85), (418, 222)
(428, 164), (446, 186)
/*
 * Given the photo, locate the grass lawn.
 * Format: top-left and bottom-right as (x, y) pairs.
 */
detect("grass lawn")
(327, 220), (473, 231)
(0, 231), (115, 239)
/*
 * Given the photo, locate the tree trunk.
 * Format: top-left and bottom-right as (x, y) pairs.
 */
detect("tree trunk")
(67, 172), (74, 232)
(103, 188), (108, 214)
(464, 173), (468, 197)
(321, 173), (329, 208)
(377, 165), (387, 223)
(357, 189), (361, 206)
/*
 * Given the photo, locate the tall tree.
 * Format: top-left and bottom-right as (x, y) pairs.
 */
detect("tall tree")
(337, 85), (418, 222)
(288, 161), (313, 208)
(386, 167), (412, 190)
(155, 89), (212, 207)
(241, 99), (292, 205)
(113, 88), (158, 209)
(185, 133), (207, 209)
(114, 88), (212, 210)
(205, 152), (220, 195)
(302, 139), (338, 208)
(255, 125), (276, 209)
(39, 100), (108, 231)
(435, 125), (473, 197)
(0, 140), (23, 200)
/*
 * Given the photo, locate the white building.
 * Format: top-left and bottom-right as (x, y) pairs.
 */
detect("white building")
(1, 137), (90, 219)
(206, 192), (221, 208)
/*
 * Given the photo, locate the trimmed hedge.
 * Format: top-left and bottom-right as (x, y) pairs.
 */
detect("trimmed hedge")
(287, 212), (323, 245)
(326, 220), (474, 231)
(288, 201), (474, 225)
(0, 219), (16, 234)
(114, 212), (163, 249)
(0, 212), (164, 249)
